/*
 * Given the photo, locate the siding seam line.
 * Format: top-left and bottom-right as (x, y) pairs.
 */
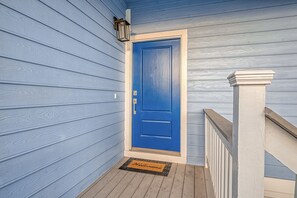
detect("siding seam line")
(187, 65), (297, 71)
(0, 110), (124, 136)
(86, 0), (114, 24)
(0, 28), (125, 71)
(0, 55), (123, 78)
(108, 0), (126, 16)
(0, 122), (124, 163)
(132, 2), (297, 25)
(66, 0), (117, 38)
(0, 135), (124, 190)
(187, 14), (297, 30)
(0, 101), (125, 111)
(0, 3), (125, 56)
(26, 141), (124, 198)
(188, 39), (297, 50)
(189, 26), (297, 39)
(130, 0), (234, 13)
(188, 52), (297, 60)
(187, 77), (297, 81)
(0, 81), (125, 92)
(38, 0), (125, 54)
(58, 152), (123, 198)
(0, 55), (124, 81)
(100, 0), (124, 17)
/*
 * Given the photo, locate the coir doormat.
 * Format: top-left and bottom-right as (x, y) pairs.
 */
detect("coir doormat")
(119, 158), (172, 176)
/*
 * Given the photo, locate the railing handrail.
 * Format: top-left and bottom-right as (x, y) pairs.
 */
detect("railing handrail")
(204, 109), (232, 143)
(265, 107), (297, 174)
(265, 107), (297, 139)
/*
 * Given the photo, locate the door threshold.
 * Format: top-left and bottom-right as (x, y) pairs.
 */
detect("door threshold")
(131, 147), (181, 157)
(125, 148), (186, 164)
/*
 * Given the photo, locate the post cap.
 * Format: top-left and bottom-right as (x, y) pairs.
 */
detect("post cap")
(228, 70), (275, 86)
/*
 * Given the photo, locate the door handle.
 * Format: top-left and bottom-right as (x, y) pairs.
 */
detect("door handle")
(133, 98), (137, 115)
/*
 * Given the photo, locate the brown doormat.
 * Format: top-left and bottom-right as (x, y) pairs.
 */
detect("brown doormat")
(119, 158), (172, 176)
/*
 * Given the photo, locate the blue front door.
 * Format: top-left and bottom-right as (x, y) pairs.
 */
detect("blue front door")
(132, 39), (180, 152)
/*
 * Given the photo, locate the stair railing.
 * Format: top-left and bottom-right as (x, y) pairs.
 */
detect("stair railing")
(205, 70), (277, 198)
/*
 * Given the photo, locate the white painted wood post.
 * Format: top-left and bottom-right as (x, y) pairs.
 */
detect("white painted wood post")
(228, 70), (274, 198)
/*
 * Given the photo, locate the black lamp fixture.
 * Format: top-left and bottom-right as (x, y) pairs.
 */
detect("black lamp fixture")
(114, 17), (131, 42)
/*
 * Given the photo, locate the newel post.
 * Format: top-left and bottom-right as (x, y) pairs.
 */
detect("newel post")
(228, 70), (274, 198)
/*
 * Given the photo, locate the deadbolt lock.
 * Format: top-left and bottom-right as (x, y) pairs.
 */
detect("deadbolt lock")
(133, 90), (137, 96)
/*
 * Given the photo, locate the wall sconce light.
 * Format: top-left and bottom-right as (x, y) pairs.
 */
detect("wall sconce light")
(114, 17), (131, 42)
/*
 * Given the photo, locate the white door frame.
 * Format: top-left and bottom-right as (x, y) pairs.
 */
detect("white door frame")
(124, 29), (188, 164)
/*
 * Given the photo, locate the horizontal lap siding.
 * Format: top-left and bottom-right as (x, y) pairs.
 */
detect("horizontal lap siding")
(0, 0), (126, 197)
(128, 0), (297, 179)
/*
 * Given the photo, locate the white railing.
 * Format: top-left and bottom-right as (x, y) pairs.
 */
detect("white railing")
(205, 109), (232, 198)
(205, 70), (297, 198)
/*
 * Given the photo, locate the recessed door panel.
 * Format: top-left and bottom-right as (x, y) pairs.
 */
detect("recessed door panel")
(141, 120), (172, 138)
(142, 47), (171, 112)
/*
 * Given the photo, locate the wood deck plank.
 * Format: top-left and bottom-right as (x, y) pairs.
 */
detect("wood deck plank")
(170, 163), (186, 198)
(121, 173), (146, 198)
(78, 158), (212, 198)
(195, 166), (207, 198)
(106, 171), (136, 198)
(93, 170), (127, 198)
(78, 158), (127, 198)
(157, 163), (177, 198)
(132, 174), (155, 198)
(79, 169), (119, 198)
(144, 175), (164, 198)
(183, 165), (195, 198)
(204, 167), (216, 198)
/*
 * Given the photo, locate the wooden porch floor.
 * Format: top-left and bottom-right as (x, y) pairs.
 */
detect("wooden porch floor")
(78, 158), (214, 198)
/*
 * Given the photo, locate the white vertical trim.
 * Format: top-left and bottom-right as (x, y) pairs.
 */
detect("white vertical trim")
(124, 38), (132, 154)
(124, 29), (188, 164)
(125, 9), (131, 24)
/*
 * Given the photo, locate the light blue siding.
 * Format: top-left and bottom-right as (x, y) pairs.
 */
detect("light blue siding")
(127, 0), (297, 180)
(0, 0), (126, 197)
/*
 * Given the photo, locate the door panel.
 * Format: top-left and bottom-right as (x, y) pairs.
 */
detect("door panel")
(142, 47), (171, 111)
(132, 39), (180, 152)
